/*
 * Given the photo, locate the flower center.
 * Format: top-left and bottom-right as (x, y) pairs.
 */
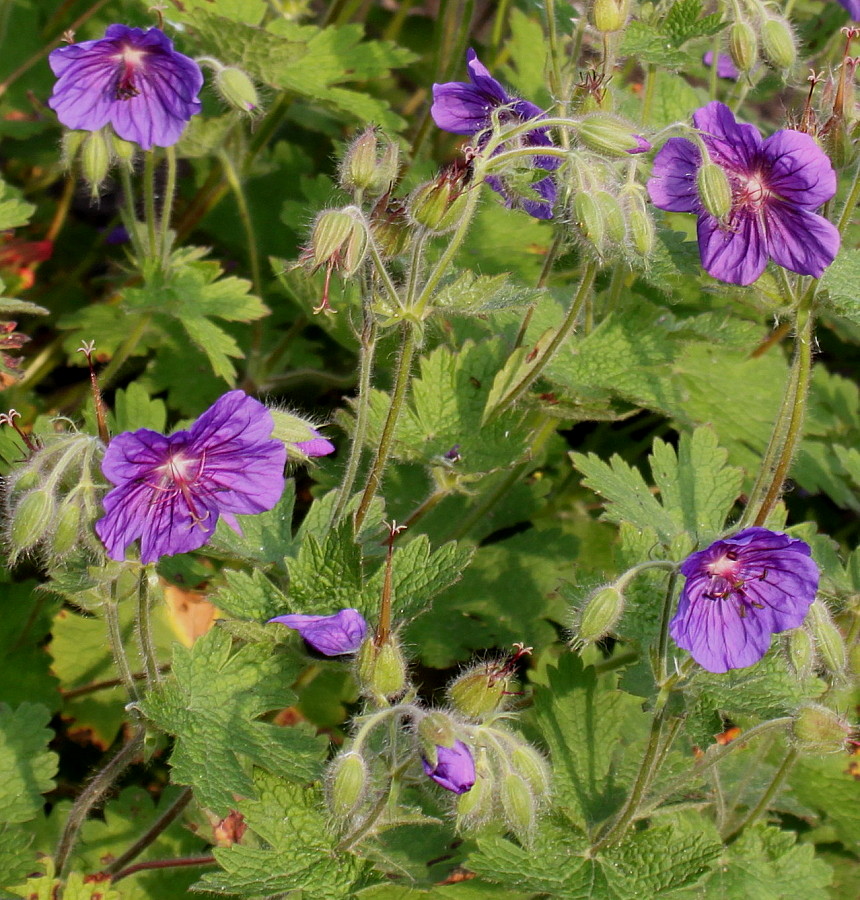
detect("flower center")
(150, 450), (210, 528)
(734, 172), (770, 212)
(114, 46), (147, 100)
(703, 550), (769, 614)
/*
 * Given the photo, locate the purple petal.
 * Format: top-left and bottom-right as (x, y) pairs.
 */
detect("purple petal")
(836, 0), (860, 19)
(647, 138), (701, 213)
(703, 51), (740, 81)
(697, 210), (768, 285)
(693, 102), (762, 172)
(465, 48), (510, 105)
(268, 609), (368, 655)
(761, 130), (838, 209)
(422, 740), (476, 793)
(431, 82), (496, 135)
(627, 134), (652, 154)
(294, 429), (335, 457)
(763, 202), (841, 278)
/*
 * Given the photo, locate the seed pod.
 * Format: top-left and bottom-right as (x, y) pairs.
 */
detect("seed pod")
(327, 752), (368, 818)
(696, 161), (734, 221)
(729, 21), (757, 76)
(308, 208), (367, 276)
(760, 17), (796, 71)
(449, 667), (508, 720)
(409, 177), (468, 233)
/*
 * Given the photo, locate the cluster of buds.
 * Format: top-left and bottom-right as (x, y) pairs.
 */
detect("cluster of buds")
(725, 0), (797, 77)
(339, 127), (400, 199)
(590, 0), (630, 34)
(62, 127), (136, 199)
(814, 29), (860, 167)
(408, 160), (471, 234)
(2, 410), (106, 564)
(299, 206), (368, 313)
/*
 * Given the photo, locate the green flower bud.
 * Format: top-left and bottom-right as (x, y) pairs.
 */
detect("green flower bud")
(510, 743), (551, 797)
(215, 66), (260, 114)
(760, 17), (796, 71)
(369, 198), (411, 259)
(9, 489), (55, 557)
(449, 666), (509, 720)
(807, 600), (847, 677)
(822, 116), (857, 170)
(456, 765), (494, 827)
(80, 130), (113, 199)
(61, 130), (87, 169)
(339, 128), (400, 197)
(500, 772), (535, 840)
(110, 135), (137, 169)
(418, 712), (457, 756)
(793, 703), (852, 754)
(786, 627), (816, 681)
(591, 0), (629, 33)
(576, 585), (625, 647)
(51, 497), (81, 558)
(326, 752), (368, 818)
(729, 21), (758, 75)
(574, 192), (605, 251)
(356, 636), (407, 702)
(626, 198), (655, 258)
(696, 161), (734, 221)
(595, 191), (626, 244)
(409, 176), (468, 233)
(576, 113), (651, 157)
(308, 208), (368, 276)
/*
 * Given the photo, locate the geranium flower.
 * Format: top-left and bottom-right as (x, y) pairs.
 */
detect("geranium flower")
(647, 101), (840, 285)
(431, 49), (559, 219)
(267, 609), (368, 656)
(96, 391), (286, 564)
(48, 24), (203, 150)
(669, 527), (819, 673)
(422, 740), (476, 793)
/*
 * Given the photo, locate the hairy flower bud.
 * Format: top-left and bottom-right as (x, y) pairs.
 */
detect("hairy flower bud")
(500, 772), (536, 839)
(696, 161), (733, 221)
(9, 489), (55, 556)
(448, 665), (509, 720)
(760, 17), (796, 71)
(786, 626), (816, 681)
(622, 189), (655, 258)
(51, 496), (82, 558)
(807, 600), (846, 676)
(214, 66), (259, 113)
(308, 208), (367, 276)
(110, 135), (137, 170)
(456, 765), (494, 826)
(269, 409), (335, 461)
(356, 636), (407, 702)
(793, 703), (853, 754)
(574, 192), (605, 251)
(576, 113), (651, 157)
(418, 712), (457, 759)
(326, 752), (368, 818)
(590, 0), (630, 33)
(510, 743), (551, 797)
(340, 127), (400, 197)
(61, 130), (87, 169)
(729, 21), (758, 75)
(576, 585), (625, 646)
(409, 174), (468, 233)
(80, 129), (113, 198)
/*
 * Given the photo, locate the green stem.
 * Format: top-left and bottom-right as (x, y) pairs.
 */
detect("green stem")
(331, 309), (378, 527)
(98, 313), (153, 389)
(641, 65), (657, 124)
(488, 260), (597, 417)
(544, 0), (563, 101)
(103, 787), (193, 876)
(143, 150), (159, 264)
(708, 32), (721, 100)
(218, 148), (261, 299)
(159, 145), (178, 267)
(105, 591), (138, 701)
(513, 230), (566, 350)
(137, 568), (161, 689)
(353, 324), (418, 532)
(54, 727), (145, 878)
(657, 570), (680, 684)
(836, 156), (860, 233)
(118, 165), (145, 263)
(721, 747), (799, 842)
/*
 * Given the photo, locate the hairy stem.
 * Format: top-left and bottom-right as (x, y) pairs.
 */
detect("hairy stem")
(721, 747), (799, 842)
(137, 568), (162, 689)
(105, 590), (139, 702)
(159, 145), (178, 267)
(112, 855), (217, 883)
(143, 150), (159, 264)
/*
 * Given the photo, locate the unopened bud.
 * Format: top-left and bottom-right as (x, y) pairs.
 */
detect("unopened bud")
(574, 192), (605, 250)
(793, 703), (852, 754)
(626, 198), (655, 258)
(696, 161), (733, 221)
(591, 0), (629, 33)
(595, 191), (626, 244)
(729, 21), (757, 75)
(510, 743), (551, 797)
(760, 18), (796, 71)
(822, 116), (856, 169)
(500, 772), (535, 839)
(80, 130), (112, 198)
(576, 585), (625, 646)
(456, 768), (494, 826)
(61, 130), (86, 169)
(269, 409), (334, 461)
(356, 637), (407, 701)
(51, 497), (81, 558)
(409, 177), (468, 233)
(576, 114), (651, 157)
(327, 752), (368, 818)
(340, 128), (400, 197)
(215, 66), (259, 113)
(9, 490), (55, 557)
(787, 627), (816, 681)
(418, 712), (457, 755)
(308, 208), (367, 276)
(110, 135), (137, 170)
(807, 600), (847, 676)
(449, 666), (509, 720)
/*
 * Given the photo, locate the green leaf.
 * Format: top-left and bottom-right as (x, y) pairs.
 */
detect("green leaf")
(207, 486), (297, 565)
(0, 703), (57, 825)
(5, 859), (123, 899)
(0, 180), (35, 231)
(177, 313), (243, 382)
(530, 654), (648, 828)
(0, 825), (37, 889)
(790, 754), (860, 851)
(195, 770), (377, 896)
(501, 7), (550, 102)
(664, 0), (724, 44)
(819, 247), (860, 324)
(433, 270), (543, 316)
(111, 381), (167, 433)
(139, 627), (325, 815)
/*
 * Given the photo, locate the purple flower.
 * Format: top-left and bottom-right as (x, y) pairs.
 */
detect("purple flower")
(267, 609), (368, 656)
(422, 740), (476, 794)
(669, 527), (819, 674)
(836, 1), (860, 20)
(294, 429), (335, 458)
(647, 101), (840, 285)
(703, 51), (740, 81)
(431, 49), (559, 219)
(48, 25), (203, 150)
(96, 391), (286, 564)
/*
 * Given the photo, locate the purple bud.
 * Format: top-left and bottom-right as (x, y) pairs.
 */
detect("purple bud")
(422, 740), (476, 794)
(294, 429), (336, 457)
(628, 134), (652, 154)
(268, 608), (368, 655)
